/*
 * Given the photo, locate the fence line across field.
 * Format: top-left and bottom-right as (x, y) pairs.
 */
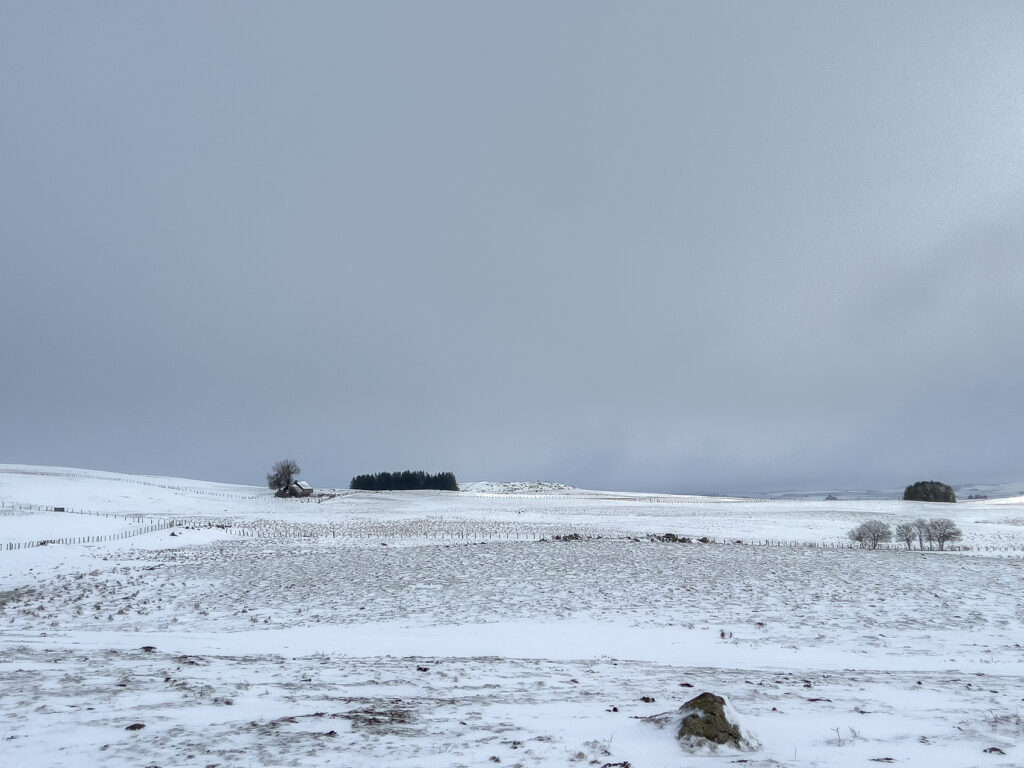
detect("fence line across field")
(2, 500), (1016, 555)
(215, 524), (990, 553)
(3, 519), (184, 551)
(0, 467), (261, 501)
(1, 502), (185, 551)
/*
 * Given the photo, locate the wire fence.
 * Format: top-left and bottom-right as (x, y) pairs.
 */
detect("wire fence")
(4, 520), (181, 551)
(215, 525), (997, 553)
(2, 495), (1019, 556)
(1, 502), (183, 552)
(0, 467), (262, 501)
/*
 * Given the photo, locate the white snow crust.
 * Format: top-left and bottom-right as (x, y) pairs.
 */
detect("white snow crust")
(1, 464), (1022, 767)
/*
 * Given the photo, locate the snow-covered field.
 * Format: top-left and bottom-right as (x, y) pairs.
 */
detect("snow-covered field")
(1, 466), (1023, 767)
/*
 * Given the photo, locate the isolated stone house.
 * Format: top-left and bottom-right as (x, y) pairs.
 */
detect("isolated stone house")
(289, 480), (314, 497)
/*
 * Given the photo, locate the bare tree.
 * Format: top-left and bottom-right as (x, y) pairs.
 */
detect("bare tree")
(864, 519), (893, 549)
(895, 521), (916, 550)
(928, 518), (963, 551)
(267, 459), (301, 492)
(847, 520), (892, 550)
(913, 518), (933, 551)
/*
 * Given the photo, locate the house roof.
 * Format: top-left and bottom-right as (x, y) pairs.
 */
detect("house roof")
(294, 480), (313, 491)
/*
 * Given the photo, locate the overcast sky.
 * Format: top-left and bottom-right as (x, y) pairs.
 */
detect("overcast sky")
(3, 2), (1024, 493)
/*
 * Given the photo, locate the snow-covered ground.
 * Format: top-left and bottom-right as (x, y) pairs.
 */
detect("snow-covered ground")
(1, 465), (1022, 767)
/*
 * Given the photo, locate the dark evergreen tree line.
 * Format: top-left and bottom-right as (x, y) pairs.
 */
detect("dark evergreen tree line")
(903, 481), (956, 503)
(350, 470), (459, 492)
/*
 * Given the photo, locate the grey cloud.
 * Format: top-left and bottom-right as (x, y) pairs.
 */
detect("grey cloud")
(3, 3), (1023, 492)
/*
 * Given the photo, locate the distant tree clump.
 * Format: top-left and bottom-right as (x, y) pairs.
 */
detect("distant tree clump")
(903, 481), (956, 503)
(350, 470), (459, 492)
(847, 519), (893, 549)
(267, 459), (301, 492)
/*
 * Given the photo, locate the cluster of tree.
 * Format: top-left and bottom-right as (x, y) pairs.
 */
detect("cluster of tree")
(848, 517), (964, 550)
(350, 470), (459, 492)
(267, 459), (301, 491)
(903, 481), (956, 503)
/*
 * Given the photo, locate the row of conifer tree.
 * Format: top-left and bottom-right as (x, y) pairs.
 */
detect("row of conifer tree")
(350, 470), (459, 492)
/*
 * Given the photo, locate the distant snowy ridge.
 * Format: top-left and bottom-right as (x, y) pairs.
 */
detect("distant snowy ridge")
(956, 479), (1024, 500)
(461, 481), (580, 494)
(4, 463), (1024, 504)
(0, 463), (268, 512)
(0, 464), (262, 492)
(756, 480), (1024, 502)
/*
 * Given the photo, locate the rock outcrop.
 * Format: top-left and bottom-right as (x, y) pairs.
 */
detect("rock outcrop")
(645, 691), (759, 753)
